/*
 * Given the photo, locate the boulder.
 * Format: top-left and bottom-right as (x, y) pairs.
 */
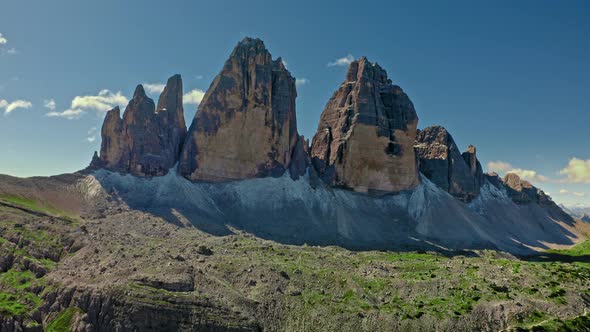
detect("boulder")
(179, 37), (299, 182)
(310, 57), (420, 193)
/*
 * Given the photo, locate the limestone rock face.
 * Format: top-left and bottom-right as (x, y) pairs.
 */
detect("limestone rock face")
(93, 75), (187, 176)
(462, 145), (484, 182)
(502, 173), (543, 205)
(179, 38), (299, 182)
(310, 57), (420, 193)
(415, 126), (482, 202)
(495, 172), (573, 222)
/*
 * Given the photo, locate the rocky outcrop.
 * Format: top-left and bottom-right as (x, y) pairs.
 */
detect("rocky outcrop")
(462, 145), (484, 184)
(486, 172), (574, 223)
(310, 57), (420, 193)
(92, 75), (187, 176)
(501, 172), (560, 207)
(415, 126), (482, 202)
(179, 37), (299, 182)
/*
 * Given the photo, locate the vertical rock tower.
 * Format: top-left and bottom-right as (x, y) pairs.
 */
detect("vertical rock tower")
(180, 37), (299, 181)
(92, 74), (187, 176)
(310, 57), (420, 193)
(415, 126), (483, 202)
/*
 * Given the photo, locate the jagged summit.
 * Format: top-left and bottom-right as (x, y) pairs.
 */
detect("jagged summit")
(415, 125), (483, 202)
(133, 84), (146, 98)
(310, 56), (420, 193)
(91, 74), (187, 176)
(179, 37), (301, 182)
(85, 38), (571, 231)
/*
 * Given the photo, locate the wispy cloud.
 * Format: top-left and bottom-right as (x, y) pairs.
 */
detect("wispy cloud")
(143, 83), (166, 95)
(194, 75), (204, 80)
(0, 99), (32, 115)
(184, 89), (205, 105)
(487, 161), (512, 173)
(559, 189), (586, 197)
(43, 99), (56, 111)
(86, 127), (97, 143)
(559, 158), (590, 184)
(487, 161), (549, 183)
(328, 54), (355, 67)
(46, 109), (84, 120)
(0, 33), (17, 55)
(47, 89), (128, 120)
(296, 78), (309, 86)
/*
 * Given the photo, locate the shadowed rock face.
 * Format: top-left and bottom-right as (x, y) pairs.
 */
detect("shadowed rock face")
(415, 126), (482, 202)
(485, 172), (574, 223)
(92, 75), (187, 176)
(180, 37), (299, 182)
(310, 57), (420, 193)
(502, 173), (547, 205)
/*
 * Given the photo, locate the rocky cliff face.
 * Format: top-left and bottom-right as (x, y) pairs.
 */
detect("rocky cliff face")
(179, 37), (299, 182)
(92, 75), (187, 176)
(415, 126), (482, 202)
(502, 173), (551, 205)
(485, 172), (574, 222)
(310, 57), (420, 193)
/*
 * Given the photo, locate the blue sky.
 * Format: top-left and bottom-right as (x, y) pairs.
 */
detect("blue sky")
(1, 0), (589, 206)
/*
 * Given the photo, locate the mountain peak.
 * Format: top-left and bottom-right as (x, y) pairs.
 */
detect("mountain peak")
(133, 84), (146, 98)
(180, 37), (298, 182)
(311, 55), (420, 193)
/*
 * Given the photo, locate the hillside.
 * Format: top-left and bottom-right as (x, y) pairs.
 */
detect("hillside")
(0, 190), (589, 331)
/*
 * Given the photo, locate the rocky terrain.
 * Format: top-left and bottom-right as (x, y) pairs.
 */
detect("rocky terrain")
(0, 193), (588, 331)
(0, 37), (588, 331)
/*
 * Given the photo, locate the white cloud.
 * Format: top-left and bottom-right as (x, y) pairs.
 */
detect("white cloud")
(143, 83), (166, 95)
(328, 54), (355, 67)
(487, 161), (513, 173)
(195, 75), (204, 80)
(559, 189), (586, 197)
(0, 99), (32, 115)
(143, 84), (205, 105)
(48, 89), (128, 120)
(183, 89), (205, 105)
(43, 99), (56, 111)
(5, 48), (17, 55)
(559, 158), (590, 183)
(0, 33), (6, 45)
(71, 89), (128, 112)
(46, 108), (84, 120)
(86, 127), (97, 142)
(487, 161), (549, 183)
(296, 78), (309, 86)
(509, 168), (549, 183)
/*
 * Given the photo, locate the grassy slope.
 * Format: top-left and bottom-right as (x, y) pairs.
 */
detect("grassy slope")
(0, 205), (71, 329)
